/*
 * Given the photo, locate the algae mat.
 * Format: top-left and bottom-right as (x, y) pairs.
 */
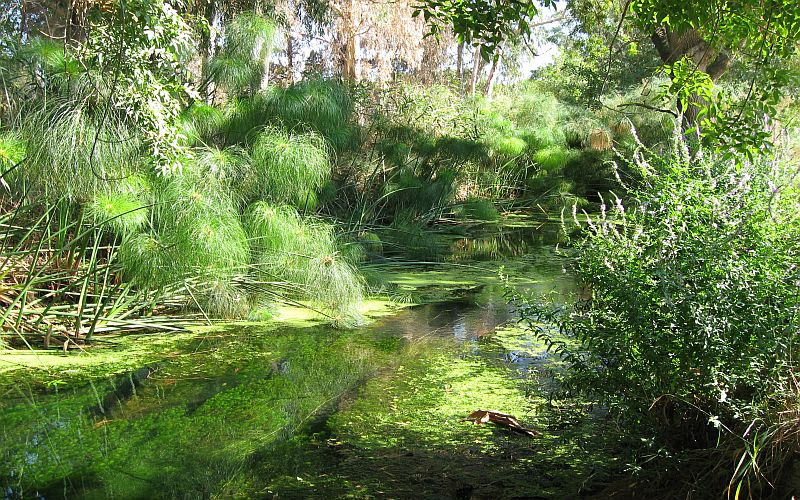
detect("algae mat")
(1, 254), (620, 498)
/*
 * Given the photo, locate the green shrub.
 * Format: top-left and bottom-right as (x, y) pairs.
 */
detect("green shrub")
(519, 139), (800, 492)
(262, 79), (358, 150)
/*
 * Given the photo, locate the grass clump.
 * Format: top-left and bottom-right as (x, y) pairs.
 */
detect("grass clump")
(263, 80), (358, 150)
(455, 198), (500, 221)
(209, 13), (278, 95)
(533, 146), (573, 174)
(250, 128), (331, 208)
(85, 191), (149, 236)
(246, 201), (364, 321)
(179, 103), (226, 145)
(19, 103), (141, 201)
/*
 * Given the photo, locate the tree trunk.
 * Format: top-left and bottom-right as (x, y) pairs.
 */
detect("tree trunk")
(259, 39), (271, 90)
(286, 31), (295, 84)
(456, 41), (464, 90)
(650, 27), (731, 130)
(343, 35), (357, 80)
(341, 0), (361, 81)
(469, 48), (483, 96)
(20, 1), (27, 43)
(484, 48), (502, 99)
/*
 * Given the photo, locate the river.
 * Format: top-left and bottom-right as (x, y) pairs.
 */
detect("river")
(1, 222), (618, 499)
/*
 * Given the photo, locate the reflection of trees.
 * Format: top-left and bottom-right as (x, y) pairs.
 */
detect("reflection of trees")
(450, 224), (567, 261)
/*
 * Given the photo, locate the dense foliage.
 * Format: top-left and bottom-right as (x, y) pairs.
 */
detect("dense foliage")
(1, 0), (800, 495)
(518, 138), (800, 494)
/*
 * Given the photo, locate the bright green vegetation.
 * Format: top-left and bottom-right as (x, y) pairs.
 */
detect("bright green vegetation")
(2, 0), (800, 498)
(1, 258), (620, 499)
(516, 141), (800, 496)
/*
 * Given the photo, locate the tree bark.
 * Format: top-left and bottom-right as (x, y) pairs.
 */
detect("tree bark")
(651, 26), (731, 129)
(286, 31), (295, 84)
(469, 47), (484, 96)
(484, 47), (503, 99)
(340, 0), (361, 81)
(456, 41), (464, 90)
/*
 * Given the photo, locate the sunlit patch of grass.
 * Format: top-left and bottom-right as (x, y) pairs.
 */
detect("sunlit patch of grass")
(0, 132), (25, 171)
(488, 135), (527, 157)
(533, 146), (574, 174)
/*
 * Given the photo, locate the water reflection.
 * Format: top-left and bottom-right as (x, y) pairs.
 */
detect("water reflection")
(449, 221), (569, 261)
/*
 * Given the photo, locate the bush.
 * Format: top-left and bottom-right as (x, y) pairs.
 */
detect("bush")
(520, 138), (800, 492)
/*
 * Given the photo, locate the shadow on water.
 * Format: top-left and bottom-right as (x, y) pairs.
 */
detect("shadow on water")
(0, 222), (612, 499)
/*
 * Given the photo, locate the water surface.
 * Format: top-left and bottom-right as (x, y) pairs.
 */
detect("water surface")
(1, 223), (616, 499)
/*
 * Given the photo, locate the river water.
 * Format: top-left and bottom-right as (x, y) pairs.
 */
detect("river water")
(1, 223), (616, 499)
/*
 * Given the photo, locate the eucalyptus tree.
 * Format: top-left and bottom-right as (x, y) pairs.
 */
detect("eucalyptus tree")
(413, 0), (560, 95)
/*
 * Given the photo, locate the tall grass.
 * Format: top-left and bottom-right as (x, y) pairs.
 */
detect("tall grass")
(179, 103), (226, 146)
(217, 80), (358, 151)
(250, 128), (331, 208)
(208, 13), (278, 95)
(0, 198), (189, 348)
(263, 80), (356, 149)
(18, 100), (142, 201)
(245, 201), (364, 322)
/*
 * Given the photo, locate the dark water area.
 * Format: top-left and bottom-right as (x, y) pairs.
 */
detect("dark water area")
(0, 222), (614, 499)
